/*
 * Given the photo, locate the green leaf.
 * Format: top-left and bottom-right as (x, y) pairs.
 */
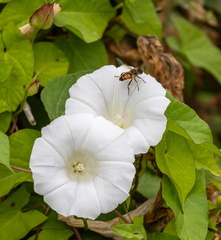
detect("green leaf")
(188, 141), (221, 176)
(0, 111), (12, 133)
(137, 164), (161, 199)
(33, 42), (69, 87)
(121, 0), (162, 38)
(205, 0), (221, 13)
(0, 165), (32, 197)
(167, 16), (221, 84)
(0, 22), (34, 112)
(146, 232), (180, 240)
(29, 210), (73, 239)
(9, 129), (40, 165)
(156, 131), (196, 206)
(112, 224), (145, 239)
(0, 185), (47, 240)
(55, 33), (108, 73)
(0, 131), (13, 173)
(55, 0), (115, 43)
(0, 60), (13, 83)
(41, 71), (91, 121)
(0, 129), (40, 197)
(30, 230), (73, 240)
(162, 169), (208, 240)
(0, 0), (45, 30)
(166, 94), (213, 144)
(163, 218), (178, 237)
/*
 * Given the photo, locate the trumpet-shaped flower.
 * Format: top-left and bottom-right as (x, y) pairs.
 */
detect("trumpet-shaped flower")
(30, 114), (135, 219)
(65, 65), (170, 154)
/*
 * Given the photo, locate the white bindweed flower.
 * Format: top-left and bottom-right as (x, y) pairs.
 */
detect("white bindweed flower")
(65, 65), (170, 154)
(30, 114), (135, 219)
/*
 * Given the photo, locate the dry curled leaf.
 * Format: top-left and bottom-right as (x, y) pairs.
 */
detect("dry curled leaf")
(58, 197), (155, 240)
(137, 35), (184, 102)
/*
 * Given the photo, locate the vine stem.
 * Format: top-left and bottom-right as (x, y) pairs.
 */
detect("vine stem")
(11, 165), (32, 173)
(72, 227), (83, 240)
(113, 209), (130, 224)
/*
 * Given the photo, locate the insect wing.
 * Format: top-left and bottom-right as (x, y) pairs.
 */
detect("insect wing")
(116, 58), (126, 66)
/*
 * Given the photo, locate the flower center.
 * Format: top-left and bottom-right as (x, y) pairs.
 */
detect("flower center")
(72, 162), (85, 173)
(66, 150), (97, 182)
(113, 114), (125, 128)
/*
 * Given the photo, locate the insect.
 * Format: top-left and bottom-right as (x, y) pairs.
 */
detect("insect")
(116, 58), (146, 95)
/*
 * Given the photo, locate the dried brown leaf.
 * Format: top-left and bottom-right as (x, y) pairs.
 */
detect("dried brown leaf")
(137, 35), (184, 102)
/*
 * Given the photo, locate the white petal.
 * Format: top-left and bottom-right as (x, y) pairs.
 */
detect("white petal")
(134, 96), (170, 118)
(40, 116), (75, 159)
(93, 175), (129, 214)
(66, 66), (117, 118)
(30, 138), (70, 194)
(81, 116), (125, 154)
(43, 180), (78, 216)
(32, 165), (70, 195)
(96, 161), (135, 192)
(63, 114), (95, 150)
(133, 117), (167, 146)
(30, 113), (136, 219)
(125, 126), (150, 154)
(131, 96), (170, 146)
(68, 181), (101, 219)
(30, 138), (65, 168)
(94, 131), (135, 163)
(65, 98), (100, 116)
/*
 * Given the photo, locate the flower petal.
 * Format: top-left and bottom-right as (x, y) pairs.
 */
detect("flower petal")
(66, 66), (116, 117)
(81, 116), (125, 154)
(65, 65), (170, 154)
(93, 175), (129, 214)
(44, 180), (102, 219)
(30, 113), (135, 219)
(125, 126), (149, 154)
(96, 161), (135, 193)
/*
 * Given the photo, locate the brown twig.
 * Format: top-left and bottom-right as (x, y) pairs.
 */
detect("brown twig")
(113, 209), (130, 224)
(72, 227), (83, 240)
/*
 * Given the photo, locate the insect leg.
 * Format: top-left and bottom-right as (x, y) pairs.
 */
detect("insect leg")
(133, 78), (139, 91)
(127, 79), (133, 95)
(137, 76), (146, 83)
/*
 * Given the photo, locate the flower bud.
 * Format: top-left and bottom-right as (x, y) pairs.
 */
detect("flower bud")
(25, 79), (40, 96)
(19, 24), (36, 37)
(30, 3), (61, 30)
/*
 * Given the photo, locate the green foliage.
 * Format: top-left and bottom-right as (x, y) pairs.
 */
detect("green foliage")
(0, 111), (11, 133)
(0, 0), (221, 239)
(0, 22), (33, 112)
(54, 0), (115, 43)
(0, 129), (40, 197)
(33, 42), (69, 86)
(55, 33), (108, 73)
(162, 170), (208, 240)
(146, 232), (180, 240)
(0, 185), (47, 240)
(156, 131), (196, 206)
(167, 16), (221, 84)
(121, 0), (162, 38)
(0, 131), (13, 172)
(0, 0), (45, 30)
(41, 71), (91, 121)
(112, 224), (146, 239)
(29, 210), (73, 240)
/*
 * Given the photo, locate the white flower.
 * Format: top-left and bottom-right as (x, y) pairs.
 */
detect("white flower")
(30, 114), (135, 220)
(65, 65), (170, 154)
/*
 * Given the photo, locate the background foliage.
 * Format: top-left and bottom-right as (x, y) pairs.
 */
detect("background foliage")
(0, 0), (221, 239)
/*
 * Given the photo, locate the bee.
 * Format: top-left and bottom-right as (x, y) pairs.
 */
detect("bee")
(116, 58), (146, 95)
